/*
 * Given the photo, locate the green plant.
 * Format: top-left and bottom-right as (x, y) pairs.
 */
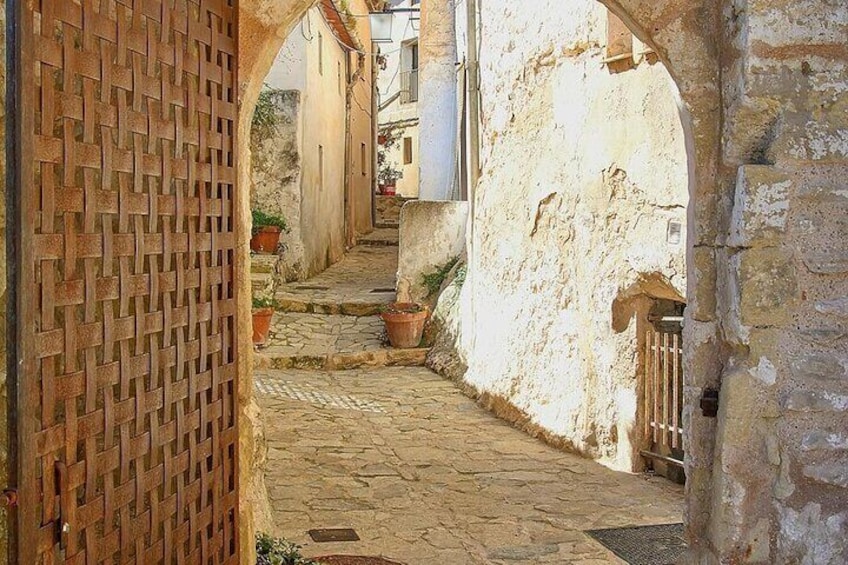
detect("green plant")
(252, 86), (286, 138)
(252, 210), (291, 236)
(381, 302), (426, 314)
(422, 256), (460, 296)
(252, 296), (277, 310)
(256, 533), (319, 565)
(378, 163), (404, 185)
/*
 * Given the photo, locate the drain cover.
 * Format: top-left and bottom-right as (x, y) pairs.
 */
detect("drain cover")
(295, 285), (330, 291)
(309, 529), (361, 543)
(316, 557), (403, 565)
(585, 523), (686, 565)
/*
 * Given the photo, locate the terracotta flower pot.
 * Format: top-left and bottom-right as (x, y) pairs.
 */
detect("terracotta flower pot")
(381, 303), (428, 349)
(252, 308), (274, 345)
(250, 226), (282, 254)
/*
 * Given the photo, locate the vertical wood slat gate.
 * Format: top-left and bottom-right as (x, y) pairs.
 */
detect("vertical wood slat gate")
(9, 0), (240, 561)
(643, 330), (684, 459)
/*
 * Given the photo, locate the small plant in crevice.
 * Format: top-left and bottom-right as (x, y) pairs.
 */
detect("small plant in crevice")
(256, 533), (319, 565)
(252, 210), (291, 237)
(251, 86), (286, 139)
(422, 256), (460, 297)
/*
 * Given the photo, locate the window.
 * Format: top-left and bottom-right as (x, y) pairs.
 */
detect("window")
(318, 145), (324, 189)
(318, 32), (324, 75)
(605, 10), (633, 64)
(403, 137), (413, 165)
(360, 143), (367, 176)
(401, 42), (419, 103)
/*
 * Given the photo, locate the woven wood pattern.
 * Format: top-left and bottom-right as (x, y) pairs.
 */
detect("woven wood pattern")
(21, 0), (239, 561)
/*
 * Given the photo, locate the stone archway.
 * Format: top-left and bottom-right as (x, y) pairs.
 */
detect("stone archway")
(234, 0), (723, 561)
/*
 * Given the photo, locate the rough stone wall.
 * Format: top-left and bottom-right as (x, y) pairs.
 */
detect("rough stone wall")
(442, 1), (689, 472)
(704, 1), (848, 562)
(251, 90), (307, 282)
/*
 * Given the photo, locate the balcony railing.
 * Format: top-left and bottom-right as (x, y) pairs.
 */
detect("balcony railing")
(400, 69), (419, 104)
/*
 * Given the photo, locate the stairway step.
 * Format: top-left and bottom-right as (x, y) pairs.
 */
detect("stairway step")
(275, 298), (388, 317)
(254, 348), (429, 372)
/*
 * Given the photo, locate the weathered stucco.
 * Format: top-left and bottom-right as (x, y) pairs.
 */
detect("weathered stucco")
(251, 89), (307, 281)
(431, 2), (690, 472)
(397, 201), (469, 304)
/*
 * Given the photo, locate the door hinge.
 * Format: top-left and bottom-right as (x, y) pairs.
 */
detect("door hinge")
(1, 488), (18, 507)
(700, 388), (720, 418)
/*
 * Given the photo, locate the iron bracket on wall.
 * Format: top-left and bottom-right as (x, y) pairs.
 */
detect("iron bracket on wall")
(1, 489), (17, 507)
(700, 388), (719, 418)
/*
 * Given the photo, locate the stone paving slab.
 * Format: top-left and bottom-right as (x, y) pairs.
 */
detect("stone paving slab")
(276, 247), (398, 315)
(257, 367), (685, 565)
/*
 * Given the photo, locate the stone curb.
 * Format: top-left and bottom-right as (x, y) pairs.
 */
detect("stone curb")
(275, 298), (389, 317)
(254, 348), (429, 371)
(358, 238), (399, 247)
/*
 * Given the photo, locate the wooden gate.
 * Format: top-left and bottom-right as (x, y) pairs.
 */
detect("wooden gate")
(643, 327), (684, 469)
(7, 0), (240, 561)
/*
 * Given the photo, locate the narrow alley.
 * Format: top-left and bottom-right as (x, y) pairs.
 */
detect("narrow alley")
(252, 215), (684, 564)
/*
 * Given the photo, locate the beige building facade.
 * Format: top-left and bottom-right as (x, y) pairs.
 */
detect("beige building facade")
(377, 0), (422, 198)
(252, 0), (376, 280)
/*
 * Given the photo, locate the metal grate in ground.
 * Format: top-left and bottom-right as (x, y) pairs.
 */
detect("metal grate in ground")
(309, 529), (361, 543)
(585, 523), (686, 565)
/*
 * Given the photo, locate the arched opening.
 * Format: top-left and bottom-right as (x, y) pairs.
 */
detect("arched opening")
(234, 0), (724, 560)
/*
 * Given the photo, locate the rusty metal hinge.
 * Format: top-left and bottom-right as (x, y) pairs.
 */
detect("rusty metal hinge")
(1, 488), (18, 508)
(700, 388), (719, 418)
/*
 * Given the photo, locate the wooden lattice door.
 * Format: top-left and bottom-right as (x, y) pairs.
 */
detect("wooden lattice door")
(8, 0), (241, 561)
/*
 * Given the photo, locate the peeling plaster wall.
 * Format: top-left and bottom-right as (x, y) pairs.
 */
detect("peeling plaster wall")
(444, 1), (689, 472)
(251, 89), (307, 282)
(397, 201), (468, 303)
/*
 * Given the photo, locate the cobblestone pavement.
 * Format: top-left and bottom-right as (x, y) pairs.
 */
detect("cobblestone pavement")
(275, 246), (398, 312)
(262, 313), (386, 358)
(258, 367), (684, 565)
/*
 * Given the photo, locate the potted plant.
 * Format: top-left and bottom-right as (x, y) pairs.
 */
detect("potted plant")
(252, 296), (276, 346)
(378, 164), (403, 196)
(381, 302), (428, 349)
(251, 210), (290, 254)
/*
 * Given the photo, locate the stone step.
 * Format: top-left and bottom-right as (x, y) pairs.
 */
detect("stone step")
(375, 220), (399, 229)
(252, 272), (274, 293)
(254, 347), (429, 371)
(359, 238), (399, 247)
(357, 227), (399, 247)
(250, 254), (278, 274)
(274, 297), (389, 317)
